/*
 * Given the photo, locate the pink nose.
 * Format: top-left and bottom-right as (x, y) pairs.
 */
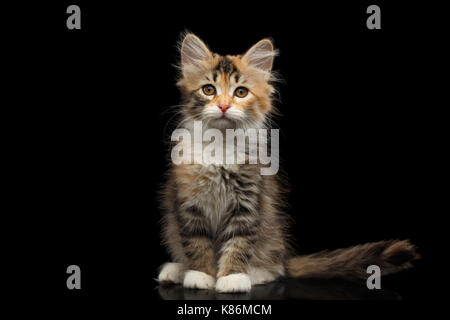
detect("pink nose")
(218, 104), (231, 113)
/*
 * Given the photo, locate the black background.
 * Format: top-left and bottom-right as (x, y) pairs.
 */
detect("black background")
(10, 0), (442, 317)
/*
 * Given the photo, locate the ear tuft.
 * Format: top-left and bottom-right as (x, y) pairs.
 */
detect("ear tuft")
(180, 33), (212, 67)
(243, 39), (276, 72)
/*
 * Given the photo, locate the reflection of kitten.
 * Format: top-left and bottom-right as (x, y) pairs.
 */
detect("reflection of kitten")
(157, 33), (419, 293)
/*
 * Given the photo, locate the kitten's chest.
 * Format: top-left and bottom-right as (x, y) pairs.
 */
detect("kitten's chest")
(192, 164), (236, 205)
(175, 163), (261, 233)
(179, 164), (242, 232)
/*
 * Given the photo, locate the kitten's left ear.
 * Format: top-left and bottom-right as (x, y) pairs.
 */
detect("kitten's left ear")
(180, 33), (212, 68)
(243, 39), (277, 72)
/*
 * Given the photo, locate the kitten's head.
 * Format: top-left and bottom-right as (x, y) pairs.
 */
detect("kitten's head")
(177, 33), (278, 130)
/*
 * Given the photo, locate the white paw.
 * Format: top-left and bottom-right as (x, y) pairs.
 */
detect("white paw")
(215, 273), (252, 293)
(248, 267), (279, 285)
(158, 262), (185, 284)
(183, 270), (215, 290)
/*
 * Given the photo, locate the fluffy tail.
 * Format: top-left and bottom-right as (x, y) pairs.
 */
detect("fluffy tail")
(286, 239), (419, 279)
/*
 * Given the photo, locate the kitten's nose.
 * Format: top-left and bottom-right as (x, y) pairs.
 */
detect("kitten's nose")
(218, 104), (231, 113)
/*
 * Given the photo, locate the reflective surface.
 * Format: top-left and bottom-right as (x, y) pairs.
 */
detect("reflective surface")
(158, 278), (401, 300)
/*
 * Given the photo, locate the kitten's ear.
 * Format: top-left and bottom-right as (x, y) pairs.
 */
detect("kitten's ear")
(243, 39), (276, 72)
(180, 33), (212, 68)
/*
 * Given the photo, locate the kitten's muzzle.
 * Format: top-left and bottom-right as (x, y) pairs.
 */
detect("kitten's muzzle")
(218, 104), (231, 113)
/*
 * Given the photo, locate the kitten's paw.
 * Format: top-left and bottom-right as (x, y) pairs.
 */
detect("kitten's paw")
(248, 267), (279, 285)
(183, 270), (215, 290)
(215, 273), (252, 293)
(158, 262), (185, 284)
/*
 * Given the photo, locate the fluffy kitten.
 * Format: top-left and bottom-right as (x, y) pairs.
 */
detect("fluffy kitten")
(157, 33), (419, 293)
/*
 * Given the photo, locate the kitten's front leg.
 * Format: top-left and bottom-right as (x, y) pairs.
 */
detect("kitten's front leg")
(215, 207), (258, 293)
(178, 205), (216, 289)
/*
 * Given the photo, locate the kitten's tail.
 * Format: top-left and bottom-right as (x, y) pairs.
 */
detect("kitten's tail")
(286, 239), (419, 279)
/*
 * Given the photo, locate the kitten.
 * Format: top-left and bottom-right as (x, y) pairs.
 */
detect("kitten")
(157, 33), (419, 293)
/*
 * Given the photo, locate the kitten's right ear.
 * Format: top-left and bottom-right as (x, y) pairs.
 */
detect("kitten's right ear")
(243, 39), (276, 72)
(180, 33), (212, 68)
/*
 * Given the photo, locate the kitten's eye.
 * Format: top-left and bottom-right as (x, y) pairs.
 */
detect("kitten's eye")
(234, 87), (248, 98)
(202, 85), (216, 96)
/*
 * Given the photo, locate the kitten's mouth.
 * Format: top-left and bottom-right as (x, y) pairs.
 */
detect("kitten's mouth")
(209, 116), (235, 128)
(213, 112), (232, 120)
